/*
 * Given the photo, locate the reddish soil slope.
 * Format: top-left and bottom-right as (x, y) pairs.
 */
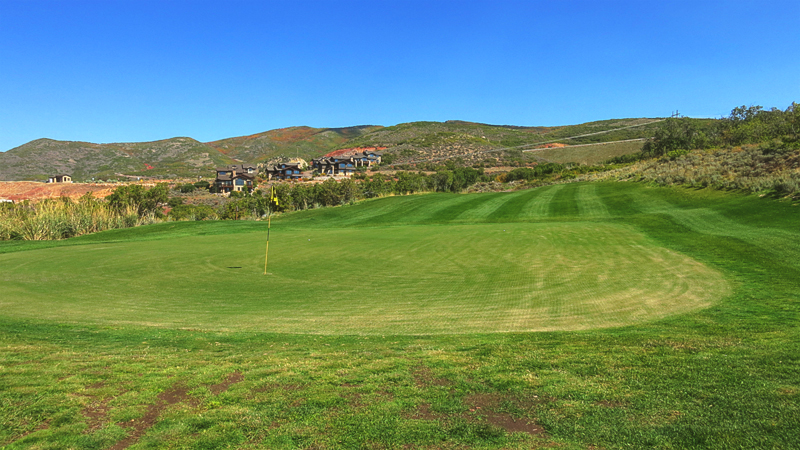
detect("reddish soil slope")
(324, 147), (387, 157)
(0, 182), (118, 202)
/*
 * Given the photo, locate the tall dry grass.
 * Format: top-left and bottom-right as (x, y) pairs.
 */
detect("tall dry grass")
(0, 196), (162, 241)
(578, 144), (800, 198)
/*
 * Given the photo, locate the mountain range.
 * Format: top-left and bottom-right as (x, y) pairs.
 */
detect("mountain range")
(0, 119), (664, 181)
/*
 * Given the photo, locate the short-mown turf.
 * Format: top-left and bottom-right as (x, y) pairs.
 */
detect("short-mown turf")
(0, 221), (727, 334)
(1, 182), (798, 449)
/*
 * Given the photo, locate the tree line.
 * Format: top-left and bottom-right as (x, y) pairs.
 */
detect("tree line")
(642, 103), (800, 157)
(208, 166), (488, 218)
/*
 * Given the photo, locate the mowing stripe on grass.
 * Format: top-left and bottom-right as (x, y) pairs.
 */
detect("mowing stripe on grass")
(426, 193), (503, 223)
(454, 192), (519, 221)
(548, 183), (580, 218)
(631, 191), (800, 271)
(575, 183), (611, 218)
(483, 189), (543, 222)
(517, 184), (563, 219)
(489, 189), (556, 222)
(351, 194), (439, 226)
(593, 183), (642, 217)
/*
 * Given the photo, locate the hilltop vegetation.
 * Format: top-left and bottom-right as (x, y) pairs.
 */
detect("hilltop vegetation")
(587, 103), (800, 198)
(641, 103), (800, 157)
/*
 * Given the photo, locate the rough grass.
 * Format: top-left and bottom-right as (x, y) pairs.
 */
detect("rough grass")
(1, 182), (799, 449)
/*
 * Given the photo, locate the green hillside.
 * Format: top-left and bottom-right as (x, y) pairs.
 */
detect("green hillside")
(0, 137), (235, 181)
(347, 118), (663, 167)
(0, 127), (381, 181)
(0, 119), (663, 181)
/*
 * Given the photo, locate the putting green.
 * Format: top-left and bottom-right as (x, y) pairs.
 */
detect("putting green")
(0, 221), (728, 334)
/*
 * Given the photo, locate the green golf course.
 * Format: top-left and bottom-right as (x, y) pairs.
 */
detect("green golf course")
(1, 182), (798, 449)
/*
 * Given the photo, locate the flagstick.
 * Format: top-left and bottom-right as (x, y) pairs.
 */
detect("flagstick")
(264, 210), (271, 275)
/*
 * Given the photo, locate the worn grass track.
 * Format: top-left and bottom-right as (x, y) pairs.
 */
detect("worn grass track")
(1, 182), (799, 449)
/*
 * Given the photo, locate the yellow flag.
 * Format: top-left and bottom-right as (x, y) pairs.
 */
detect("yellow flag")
(270, 186), (278, 207)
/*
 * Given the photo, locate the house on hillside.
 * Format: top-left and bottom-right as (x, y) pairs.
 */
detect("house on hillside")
(311, 150), (382, 177)
(264, 159), (311, 181)
(214, 164), (255, 193)
(47, 174), (72, 183)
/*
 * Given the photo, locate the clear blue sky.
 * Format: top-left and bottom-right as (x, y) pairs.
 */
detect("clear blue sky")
(1, 0), (798, 151)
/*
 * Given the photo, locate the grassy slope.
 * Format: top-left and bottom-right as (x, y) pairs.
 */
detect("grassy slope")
(0, 138), (236, 181)
(1, 182), (799, 449)
(346, 119), (662, 165)
(206, 125), (382, 164)
(530, 140), (646, 165)
(347, 119), (662, 150)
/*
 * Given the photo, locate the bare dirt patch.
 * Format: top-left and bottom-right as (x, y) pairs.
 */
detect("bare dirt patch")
(407, 366), (546, 436)
(407, 392), (548, 438)
(412, 366), (452, 388)
(82, 398), (112, 433)
(110, 385), (193, 450)
(409, 402), (439, 420)
(465, 393), (546, 437)
(76, 381), (113, 434)
(109, 372), (242, 450)
(209, 371), (244, 395)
